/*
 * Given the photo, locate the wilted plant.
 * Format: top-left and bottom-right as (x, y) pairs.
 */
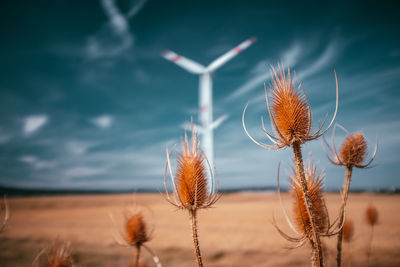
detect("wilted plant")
(274, 159), (342, 264)
(164, 128), (220, 267)
(33, 239), (73, 267)
(323, 125), (377, 266)
(111, 209), (161, 267)
(342, 218), (354, 243)
(365, 205), (378, 265)
(0, 196), (9, 233)
(243, 66), (339, 267)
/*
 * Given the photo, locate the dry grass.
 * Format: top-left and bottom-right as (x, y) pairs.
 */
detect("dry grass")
(1, 193), (400, 266)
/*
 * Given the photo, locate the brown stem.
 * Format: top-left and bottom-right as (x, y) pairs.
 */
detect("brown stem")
(367, 225), (374, 266)
(292, 141), (323, 267)
(336, 166), (353, 267)
(190, 210), (203, 267)
(134, 245), (141, 267)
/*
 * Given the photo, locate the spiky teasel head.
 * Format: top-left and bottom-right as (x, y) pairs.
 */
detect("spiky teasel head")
(125, 212), (149, 247)
(290, 162), (329, 239)
(34, 239), (73, 267)
(324, 125), (377, 169)
(164, 128), (220, 211)
(243, 65), (339, 149)
(366, 205), (378, 226)
(342, 218), (354, 242)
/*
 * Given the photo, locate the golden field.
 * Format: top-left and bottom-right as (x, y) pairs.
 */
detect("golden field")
(1, 192), (399, 266)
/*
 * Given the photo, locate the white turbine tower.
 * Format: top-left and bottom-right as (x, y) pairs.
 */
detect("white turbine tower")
(162, 37), (256, 173)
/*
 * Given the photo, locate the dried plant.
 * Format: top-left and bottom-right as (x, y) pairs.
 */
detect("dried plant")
(164, 128), (220, 267)
(243, 66), (339, 267)
(365, 205), (378, 265)
(342, 218), (354, 243)
(274, 159), (342, 265)
(323, 125), (377, 266)
(0, 196), (9, 233)
(111, 209), (161, 267)
(33, 239), (73, 267)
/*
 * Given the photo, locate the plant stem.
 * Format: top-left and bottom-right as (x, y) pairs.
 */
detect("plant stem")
(143, 244), (162, 267)
(367, 225), (374, 266)
(292, 141), (323, 267)
(134, 245), (141, 267)
(190, 209), (203, 267)
(336, 166), (353, 267)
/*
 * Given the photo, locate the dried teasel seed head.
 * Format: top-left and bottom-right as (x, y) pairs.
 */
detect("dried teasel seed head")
(44, 240), (73, 267)
(130, 262), (148, 267)
(366, 205), (378, 226)
(125, 213), (149, 246)
(176, 131), (208, 209)
(342, 218), (354, 242)
(290, 165), (328, 238)
(270, 67), (310, 144)
(339, 132), (367, 167)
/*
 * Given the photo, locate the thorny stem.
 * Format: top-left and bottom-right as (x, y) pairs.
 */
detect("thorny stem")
(134, 245), (141, 267)
(367, 225), (374, 266)
(292, 141), (324, 267)
(190, 209), (203, 267)
(336, 166), (353, 267)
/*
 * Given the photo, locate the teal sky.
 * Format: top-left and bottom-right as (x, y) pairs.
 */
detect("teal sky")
(0, 0), (399, 191)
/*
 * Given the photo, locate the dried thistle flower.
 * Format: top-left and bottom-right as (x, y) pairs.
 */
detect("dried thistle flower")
(290, 165), (329, 238)
(164, 128), (220, 267)
(342, 218), (354, 243)
(323, 124), (377, 267)
(243, 65), (338, 149)
(245, 66), (339, 267)
(366, 205), (378, 226)
(111, 208), (161, 267)
(274, 159), (342, 251)
(125, 213), (149, 246)
(33, 239), (73, 267)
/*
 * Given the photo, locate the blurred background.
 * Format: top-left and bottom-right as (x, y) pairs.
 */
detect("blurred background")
(0, 0), (399, 192)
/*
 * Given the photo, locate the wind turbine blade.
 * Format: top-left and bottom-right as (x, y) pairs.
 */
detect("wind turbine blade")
(206, 37), (256, 72)
(162, 50), (206, 74)
(210, 114), (229, 129)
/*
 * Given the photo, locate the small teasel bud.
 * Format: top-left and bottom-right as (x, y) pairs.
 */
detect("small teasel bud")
(339, 133), (367, 167)
(342, 218), (354, 242)
(125, 213), (149, 246)
(366, 205), (378, 226)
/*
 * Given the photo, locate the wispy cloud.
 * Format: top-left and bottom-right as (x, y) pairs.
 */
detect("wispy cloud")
(91, 115), (113, 129)
(86, 0), (148, 59)
(19, 155), (55, 170)
(63, 166), (107, 178)
(66, 140), (96, 155)
(23, 115), (48, 135)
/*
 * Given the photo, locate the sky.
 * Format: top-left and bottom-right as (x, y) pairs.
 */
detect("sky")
(0, 0), (399, 191)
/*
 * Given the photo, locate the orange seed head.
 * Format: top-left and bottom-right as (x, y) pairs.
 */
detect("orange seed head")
(44, 240), (73, 267)
(176, 131), (208, 208)
(291, 165), (328, 238)
(339, 133), (367, 167)
(366, 205), (378, 226)
(270, 67), (310, 143)
(342, 218), (354, 242)
(125, 213), (149, 245)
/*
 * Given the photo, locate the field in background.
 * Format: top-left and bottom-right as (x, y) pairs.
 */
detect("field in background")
(1, 193), (400, 266)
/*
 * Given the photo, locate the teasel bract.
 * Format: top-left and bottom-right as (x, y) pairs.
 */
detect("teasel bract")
(323, 125), (377, 267)
(111, 209), (161, 267)
(243, 66), (339, 267)
(33, 239), (73, 267)
(274, 159), (342, 265)
(0, 196), (9, 233)
(164, 127), (220, 267)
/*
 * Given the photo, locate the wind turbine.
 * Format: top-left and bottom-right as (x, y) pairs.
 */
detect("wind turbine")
(162, 37), (256, 173)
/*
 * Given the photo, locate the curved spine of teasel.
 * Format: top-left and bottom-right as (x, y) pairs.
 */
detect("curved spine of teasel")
(0, 196), (9, 233)
(163, 126), (220, 267)
(323, 124), (377, 267)
(33, 239), (73, 267)
(244, 66), (339, 267)
(273, 157), (344, 266)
